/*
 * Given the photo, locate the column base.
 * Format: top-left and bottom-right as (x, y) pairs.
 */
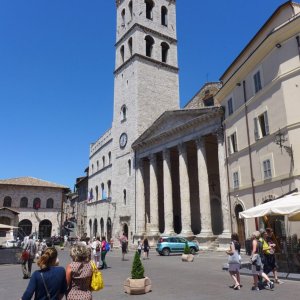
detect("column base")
(197, 231), (214, 238)
(163, 230), (175, 236)
(181, 230), (194, 237)
(217, 231), (232, 250)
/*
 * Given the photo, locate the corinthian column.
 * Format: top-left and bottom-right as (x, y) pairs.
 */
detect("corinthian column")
(136, 159), (146, 235)
(163, 148), (174, 235)
(217, 133), (231, 238)
(178, 143), (192, 235)
(149, 153), (159, 234)
(196, 137), (213, 237)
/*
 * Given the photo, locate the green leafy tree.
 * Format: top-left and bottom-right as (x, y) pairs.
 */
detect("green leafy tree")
(184, 242), (190, 254)
(131, 251), (145, 279)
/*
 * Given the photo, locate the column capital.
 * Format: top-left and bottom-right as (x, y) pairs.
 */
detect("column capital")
(177, 142), (187, 155)
(163, 148), (170, 160)
(149, 153), (157, 163)
(195, 136), (205, 149)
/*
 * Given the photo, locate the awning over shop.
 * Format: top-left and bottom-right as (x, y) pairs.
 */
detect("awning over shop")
(0, 224), (19, 229)
(239, 192), (300, 220)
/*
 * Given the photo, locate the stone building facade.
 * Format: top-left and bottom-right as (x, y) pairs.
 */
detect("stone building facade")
(215, 1), (300, 244)
(0, 177), (68, 239)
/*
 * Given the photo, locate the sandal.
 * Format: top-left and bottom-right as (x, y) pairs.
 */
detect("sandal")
(233, 285), (241, 290)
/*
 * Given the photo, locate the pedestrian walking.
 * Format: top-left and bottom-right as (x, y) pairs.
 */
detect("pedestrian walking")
(119, 233), (128, 261)
(20, 247), (67, 300)
(137, 239), (142, 256)
(251, 231), (274, 291)
(142, 237), (150, 259)
(226, 233), (241, 290)
(100, 236), (108, 269)
(66, 244), (93, 300)
(92, 237), (101, 268)
(21, 234), (37, 279)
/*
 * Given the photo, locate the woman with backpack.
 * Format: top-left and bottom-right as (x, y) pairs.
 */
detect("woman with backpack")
(100, 236), (109, 269)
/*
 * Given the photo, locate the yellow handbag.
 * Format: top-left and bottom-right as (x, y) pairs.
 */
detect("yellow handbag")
(90, 261), (104, 291)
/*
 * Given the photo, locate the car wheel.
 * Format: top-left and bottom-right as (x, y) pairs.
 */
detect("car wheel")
(189, 247), (196, 255)
(162, 248), (170, 256)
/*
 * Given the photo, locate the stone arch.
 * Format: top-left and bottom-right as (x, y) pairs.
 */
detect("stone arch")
(3, 196), (12, 207)
(145, 35), (155, 58)
(107, 218), (112, 241)
(145, 0), (154, 20)
(100, 218), (104, 237)
(93, 219), (98, 238)
(210, 196), (223, 235)
(161, 42), (169, 63)
(120, 44), (125, 63)
(234, 204), (246, 247)
(39, 219), (52, 239)
(18, 219), (32, 237)
(128, 37), (133, 56)
(122, 223), (128, 238)
(46, 198), (54, 209)
(20, 197), (28, 208)
(161, 6), (168, 26)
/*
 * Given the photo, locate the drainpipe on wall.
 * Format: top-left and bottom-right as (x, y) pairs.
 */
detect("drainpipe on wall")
(223, 119), (234, 234)
(243, 80), (258, 230)
(134, 150), (137, 235)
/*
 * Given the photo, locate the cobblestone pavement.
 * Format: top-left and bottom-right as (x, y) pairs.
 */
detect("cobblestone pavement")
(1, 248), (299, 300)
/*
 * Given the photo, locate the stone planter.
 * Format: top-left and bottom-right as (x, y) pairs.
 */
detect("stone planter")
(182, 254), (194, 262)
(123, 277), (152, 295)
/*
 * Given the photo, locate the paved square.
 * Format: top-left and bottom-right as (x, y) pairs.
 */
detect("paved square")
(1, 248), (299, 299)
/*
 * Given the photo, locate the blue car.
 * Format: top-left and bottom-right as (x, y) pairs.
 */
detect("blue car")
(156, 236), (199, 256)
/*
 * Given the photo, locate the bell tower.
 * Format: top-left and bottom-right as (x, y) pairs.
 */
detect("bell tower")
(112, 0), (179, 236)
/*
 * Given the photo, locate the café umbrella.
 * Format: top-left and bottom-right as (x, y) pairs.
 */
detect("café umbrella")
(239, 192), (300, 220)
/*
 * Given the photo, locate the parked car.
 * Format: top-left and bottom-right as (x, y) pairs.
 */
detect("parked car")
(156, 236), (199, 256)
(5, 239), (20, 248)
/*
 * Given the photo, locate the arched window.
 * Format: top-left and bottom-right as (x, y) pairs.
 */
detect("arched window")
(145, 35), (154, 57)
(129, 1), (133, 20)
(93, 219), (98, 238)
(161, 42), (169, 63)
(145, 0), (154, 20)
(128, 37), (133, 57)
(20, 197), (28, 208)
(33, 198), (41, 210)
(89, 188), (94, 201)
(97, 160), (99, 171)
(101, 183), (105, 199)
(39, 219), (52, 239)
(121, 105), (127, 121)
(120, 45), (125, 63)
(123, 189), (127, 205)
(108, 152), (112, 165)
(92, 164), (94, 174)
(100, 218), (104, 237)
(107, 180), (111, 197)
(128, 159), (131, 176)
(95, 186), (99, 201)
(121, 9), (126, 25)
(46, 198), (54, 209)
(3, 196), (12, 207)
(161, 6), (168, 26)
(89, 219), (92, 237)
(102, 156), (105, 168)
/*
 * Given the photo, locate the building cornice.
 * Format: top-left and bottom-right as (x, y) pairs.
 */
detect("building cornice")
(116, 23), (177, 47)
(114, 53), (179, 75)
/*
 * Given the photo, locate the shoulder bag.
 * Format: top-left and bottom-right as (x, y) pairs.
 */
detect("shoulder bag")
(90, 261), (104, 291)
(40, 272), (51, 300)
(227, 242), (240, 264)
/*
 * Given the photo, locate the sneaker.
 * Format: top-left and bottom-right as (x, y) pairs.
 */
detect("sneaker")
(267, 281), (274, 290)
(251, 286), (260, 291)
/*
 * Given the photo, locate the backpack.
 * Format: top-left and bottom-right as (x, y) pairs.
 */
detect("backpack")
(105, 242), (110, 252)
(95, 242), (101, 252)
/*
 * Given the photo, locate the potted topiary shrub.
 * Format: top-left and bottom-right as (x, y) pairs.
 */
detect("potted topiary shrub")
(123, 251), (152, 295)
(182, 242), (194, 262)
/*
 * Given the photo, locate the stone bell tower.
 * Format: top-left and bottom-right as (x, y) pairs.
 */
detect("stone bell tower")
(112, 0), (179, 239)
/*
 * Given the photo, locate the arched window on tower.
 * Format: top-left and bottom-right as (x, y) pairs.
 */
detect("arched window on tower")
(120, 45), (125, 63)
(20, 197), (28, 208)
(129, 1), (133, 20)
(123, 189), (127, 205)
(161, 6), (168, 26)
(108, 152), (112, 165)
(121, 105), (127, 121)
(161, 42), (169, 63)
(128, 38), (133, 57)
(145, 0), (154, 20)
(128, 159), (131, 176)
(95, 186), (99, 201)
(46, 198), (54, 209)
(121, 9), (126, 25)
(101, 183), (105, 200)
(102, 156), (105, 168)
(107, 180), (111, 198)
(145, 35), (154, 58)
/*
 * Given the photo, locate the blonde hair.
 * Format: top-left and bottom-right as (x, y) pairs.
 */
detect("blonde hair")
(37, 247), (58, 269)
(70, 244), (91, 262)
(252, 231), (260, 239)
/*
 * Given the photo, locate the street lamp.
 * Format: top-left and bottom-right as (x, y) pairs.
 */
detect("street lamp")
(274, 128), (294, 165)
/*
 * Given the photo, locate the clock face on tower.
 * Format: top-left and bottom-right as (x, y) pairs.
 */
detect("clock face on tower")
(119, 132), (128, 148)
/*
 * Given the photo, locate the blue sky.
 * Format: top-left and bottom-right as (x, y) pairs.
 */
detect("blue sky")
(0, 0), (286, 189)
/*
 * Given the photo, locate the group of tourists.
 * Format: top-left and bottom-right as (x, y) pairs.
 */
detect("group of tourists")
(227, 228), (282, 291)
(137, 237), (150, 259)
